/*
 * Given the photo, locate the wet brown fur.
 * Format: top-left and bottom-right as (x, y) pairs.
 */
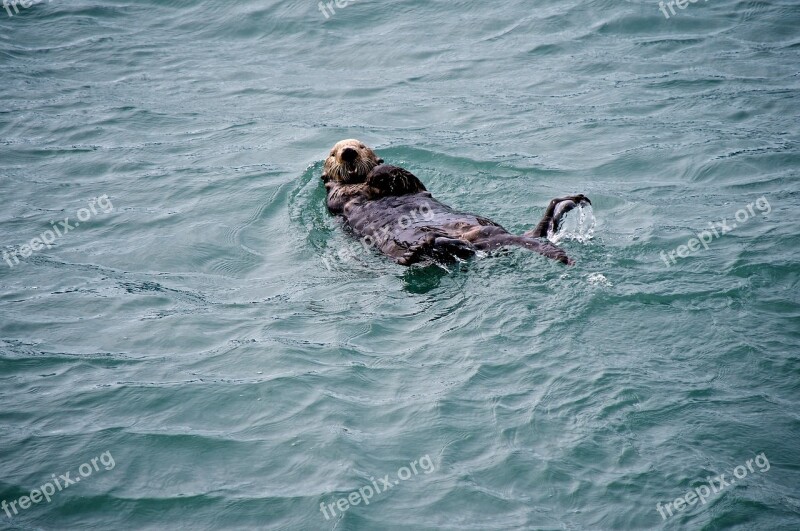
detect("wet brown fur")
(322, 139), (589, 266)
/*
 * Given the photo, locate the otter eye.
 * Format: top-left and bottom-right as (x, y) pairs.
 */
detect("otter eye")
(359, 144), (366, 148)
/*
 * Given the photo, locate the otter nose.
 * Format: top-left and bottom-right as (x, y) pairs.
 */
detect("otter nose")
(341, 147), (358, 162)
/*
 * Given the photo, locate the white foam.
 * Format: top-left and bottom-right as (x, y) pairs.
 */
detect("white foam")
(587, 272), (611, 286)
(548, 204), (596, 244)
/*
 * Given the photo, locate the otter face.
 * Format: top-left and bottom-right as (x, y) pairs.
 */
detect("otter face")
(322, 139), (383, 184)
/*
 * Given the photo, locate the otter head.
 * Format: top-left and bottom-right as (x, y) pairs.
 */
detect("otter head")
(322, 139), (383, 184)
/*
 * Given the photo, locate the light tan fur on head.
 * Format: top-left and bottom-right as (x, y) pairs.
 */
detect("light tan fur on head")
(322, 139), (383, 184)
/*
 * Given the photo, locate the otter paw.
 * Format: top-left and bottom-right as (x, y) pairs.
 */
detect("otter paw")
(396, 236), (437, 266)
(431, 237), (476, 262)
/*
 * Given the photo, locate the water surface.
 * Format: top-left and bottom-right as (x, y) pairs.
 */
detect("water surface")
(1, 0), (799, 529)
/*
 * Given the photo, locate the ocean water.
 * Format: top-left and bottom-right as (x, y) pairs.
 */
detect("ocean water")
(1, 0), (799, 529)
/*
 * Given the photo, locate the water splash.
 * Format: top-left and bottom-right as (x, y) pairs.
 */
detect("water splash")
(587, 272), (612, 286)
(548, 204), (596, 244)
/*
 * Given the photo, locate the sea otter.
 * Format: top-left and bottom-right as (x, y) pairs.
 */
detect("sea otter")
(322, 139), (591, 266)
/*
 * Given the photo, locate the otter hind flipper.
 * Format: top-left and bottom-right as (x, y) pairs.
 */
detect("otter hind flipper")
(525, 195), (591, 238)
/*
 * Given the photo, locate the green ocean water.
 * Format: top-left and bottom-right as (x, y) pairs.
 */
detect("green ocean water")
(1, 0), (799, 529)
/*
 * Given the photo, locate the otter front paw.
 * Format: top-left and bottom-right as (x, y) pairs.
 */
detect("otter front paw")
(366, 165), (427, 199)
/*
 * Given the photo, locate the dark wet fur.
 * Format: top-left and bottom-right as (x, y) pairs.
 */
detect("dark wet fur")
(325, 163), (590, 266)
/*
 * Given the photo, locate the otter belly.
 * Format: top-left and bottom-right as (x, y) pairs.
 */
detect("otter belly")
(341, 193), (508, 264)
